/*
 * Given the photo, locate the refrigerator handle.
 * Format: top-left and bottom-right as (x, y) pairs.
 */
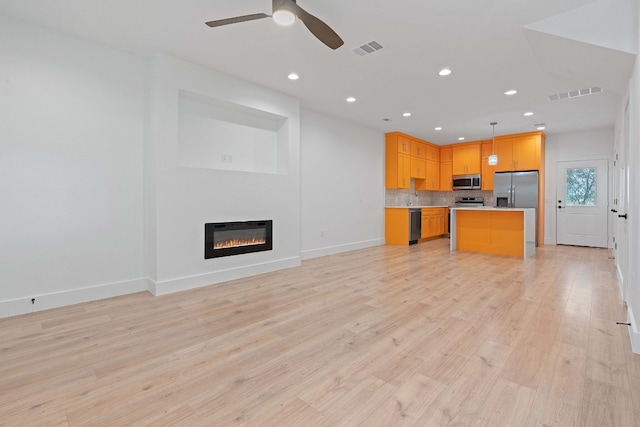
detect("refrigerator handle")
(510, 184), (515, 208)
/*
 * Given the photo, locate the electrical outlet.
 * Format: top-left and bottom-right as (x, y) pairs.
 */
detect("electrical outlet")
(321, 230), (325, 237)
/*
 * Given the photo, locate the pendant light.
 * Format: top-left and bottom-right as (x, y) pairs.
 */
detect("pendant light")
(488, 121), (498, 166)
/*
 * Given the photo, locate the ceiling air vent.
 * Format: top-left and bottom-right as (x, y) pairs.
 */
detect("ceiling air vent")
(353, 41), (384, 56)
(549, 86), (603, 101)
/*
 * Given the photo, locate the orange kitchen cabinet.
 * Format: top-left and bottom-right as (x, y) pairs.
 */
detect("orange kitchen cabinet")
(410, 139), (426, 158)
(481, 141), (496, 191)
(440, 146), (452, 191)
(386, 133), (412, 188)
(411, 156), (426, 179)
(439, 161), (452, 191)
(385, 208), (410, 245)
(452, 143), (481, 175)
(425, 144), (440, 162)
(440, 146), (452, 162)
(426, 159), (439, 190)
(397, 134), (411, 154)
(494, 133), (542, 172)
(421, 208), (445, 238)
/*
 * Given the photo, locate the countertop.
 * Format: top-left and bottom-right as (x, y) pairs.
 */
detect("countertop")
(385, 205), (449, 209)
(449, 206), (533, 212)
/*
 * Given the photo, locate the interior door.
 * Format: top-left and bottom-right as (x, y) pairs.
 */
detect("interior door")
(556, 159), (608, 247)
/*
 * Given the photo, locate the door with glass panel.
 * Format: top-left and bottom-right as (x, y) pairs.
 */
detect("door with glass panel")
(556, 159), (608, 247)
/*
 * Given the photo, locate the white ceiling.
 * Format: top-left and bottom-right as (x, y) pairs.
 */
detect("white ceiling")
(0, 0), (637, 144)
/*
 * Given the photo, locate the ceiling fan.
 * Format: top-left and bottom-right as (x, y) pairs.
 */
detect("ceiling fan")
(205, 0), (344, 50)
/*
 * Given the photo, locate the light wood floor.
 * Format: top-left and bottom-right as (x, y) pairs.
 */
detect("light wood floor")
(1, 241), (639, 426)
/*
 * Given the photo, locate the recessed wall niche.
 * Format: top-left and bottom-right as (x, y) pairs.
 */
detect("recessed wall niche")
(178, 90), (289, 174)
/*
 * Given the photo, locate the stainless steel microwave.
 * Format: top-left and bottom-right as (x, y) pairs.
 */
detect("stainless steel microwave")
(452, 174), (481, 190)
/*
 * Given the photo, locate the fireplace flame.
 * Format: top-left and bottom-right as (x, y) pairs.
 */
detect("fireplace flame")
(214, 237), (266, 250)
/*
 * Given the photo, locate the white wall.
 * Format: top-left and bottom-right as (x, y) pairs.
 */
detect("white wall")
(543, 127), (614, 245)
(147, 54), (302, 295)
(0, 15), (147, 316)
(300, 109), (385, 259)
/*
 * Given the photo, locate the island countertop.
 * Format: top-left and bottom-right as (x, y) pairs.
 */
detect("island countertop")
(449, 206), (529, 211)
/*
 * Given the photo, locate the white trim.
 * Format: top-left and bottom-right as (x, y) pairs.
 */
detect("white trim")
(300, 238), (384, 260)
(616, 264), (625, 301)
(151, 257), (301, 296)
(628, 305), (640, 354)
(0, 278), (148, 319)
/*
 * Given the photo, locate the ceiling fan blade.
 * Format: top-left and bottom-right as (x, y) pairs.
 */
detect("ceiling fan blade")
(205, 13), (269, 28)
(290, 3), (344, 49)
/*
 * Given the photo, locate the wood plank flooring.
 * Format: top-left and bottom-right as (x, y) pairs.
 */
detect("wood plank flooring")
(1, 240), (639, 426)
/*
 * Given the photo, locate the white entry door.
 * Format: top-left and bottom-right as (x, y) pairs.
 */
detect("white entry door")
(556, 159), (608, 247)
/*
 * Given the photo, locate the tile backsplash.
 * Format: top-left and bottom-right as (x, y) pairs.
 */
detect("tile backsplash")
(385, 182), (493, 207)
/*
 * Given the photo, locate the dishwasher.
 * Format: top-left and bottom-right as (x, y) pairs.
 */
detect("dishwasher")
(409, 208), (421, 245)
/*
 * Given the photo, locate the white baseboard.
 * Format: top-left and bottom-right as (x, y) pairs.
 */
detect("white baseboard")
(616, 264), (625, 300)
(300, 238), (384, 260)
(0, 278), (148, 319)
(628, 306), (640, 355)
(150, 256), (301, 296)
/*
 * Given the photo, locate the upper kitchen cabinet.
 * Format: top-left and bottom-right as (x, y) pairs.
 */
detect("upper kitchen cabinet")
(386, 133), (411, 188)
(452, 142), (481, 175)
(425, 144), (440, 162)
(439, 147), (452, 191)
(387, 132), (442, 190)
(494, 132), (545, 172)
(410, 139), (426, 158)
(417, 158), (439, 191)
(481, 141), (496, 191)
(397, 134), (411, 154)
(411, 156), (426, 179)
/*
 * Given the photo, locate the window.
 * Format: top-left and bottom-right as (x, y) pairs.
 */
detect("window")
(566, 168), (596, 206)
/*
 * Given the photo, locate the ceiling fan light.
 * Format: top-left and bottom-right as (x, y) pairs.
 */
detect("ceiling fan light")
(488, 154), (498, 166)
(273, 9), (296, 25)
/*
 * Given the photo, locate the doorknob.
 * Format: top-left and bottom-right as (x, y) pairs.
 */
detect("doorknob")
(618, 213), (628, 219)
(611, 209), (618, 213)
(557, 206), (563, 209)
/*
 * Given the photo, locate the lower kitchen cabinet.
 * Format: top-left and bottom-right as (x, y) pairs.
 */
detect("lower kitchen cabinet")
(421, 208), (445, 239)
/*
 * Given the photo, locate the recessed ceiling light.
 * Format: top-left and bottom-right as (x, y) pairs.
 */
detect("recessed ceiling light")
(346, 97), (356, 103)
(403, 112), (411, 117)
(438, 68), (452, 76)
(458, 137), (465, 141)
(287, 73), (299, 80)
(435, 127), (443, 131)
(524, 111), (534, 116)
(504, 89), (518, 96)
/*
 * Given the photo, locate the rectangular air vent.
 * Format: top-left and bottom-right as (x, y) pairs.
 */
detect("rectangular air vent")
(353, 41), (384, 56)
(549, 86), (603, 101)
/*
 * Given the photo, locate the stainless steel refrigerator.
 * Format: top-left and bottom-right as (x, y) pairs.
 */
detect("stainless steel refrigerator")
(494, 171), (539, 243)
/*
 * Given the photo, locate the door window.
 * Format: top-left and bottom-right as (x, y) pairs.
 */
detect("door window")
(566, 167), (596, 206)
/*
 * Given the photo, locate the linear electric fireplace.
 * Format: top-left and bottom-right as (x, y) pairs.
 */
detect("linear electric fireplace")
(205, 220), (273, 259)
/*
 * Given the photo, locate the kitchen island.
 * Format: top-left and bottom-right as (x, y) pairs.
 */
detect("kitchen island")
(450, 207), (535, 258)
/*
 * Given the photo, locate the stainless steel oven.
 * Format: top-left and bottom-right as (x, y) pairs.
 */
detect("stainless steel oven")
(452, 174), (481, 190)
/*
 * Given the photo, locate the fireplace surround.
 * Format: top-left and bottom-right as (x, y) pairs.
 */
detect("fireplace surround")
(204, 220), (273, 259)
